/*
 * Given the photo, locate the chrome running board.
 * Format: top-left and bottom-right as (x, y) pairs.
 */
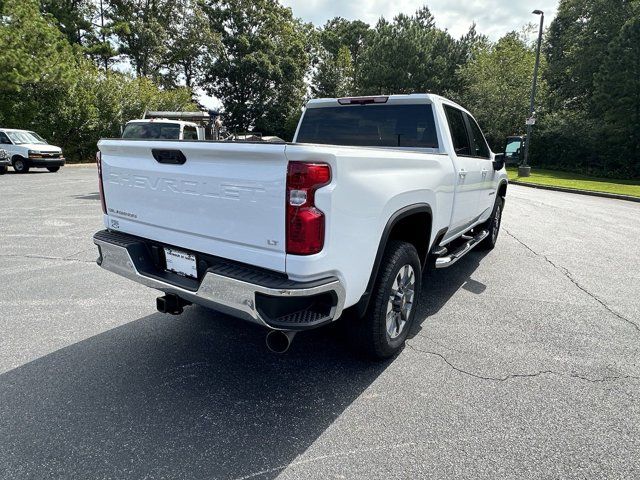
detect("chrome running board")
(435, 230), (489, 269)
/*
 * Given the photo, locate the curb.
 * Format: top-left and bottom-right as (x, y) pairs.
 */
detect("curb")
(510, 180), (640, 203)
(65, 163), (96, 168)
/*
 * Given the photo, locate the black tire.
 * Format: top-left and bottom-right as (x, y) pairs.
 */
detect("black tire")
(0, 165), (6, 175)
(477, 196), (504, 251)
(357, 241), (422, 359)
(47, 167), (60, 173)
(12, 157), (29, 174)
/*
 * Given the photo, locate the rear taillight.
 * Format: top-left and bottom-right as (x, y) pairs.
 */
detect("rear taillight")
(96, 151), (107, 214)
(286, 162), (331, 255)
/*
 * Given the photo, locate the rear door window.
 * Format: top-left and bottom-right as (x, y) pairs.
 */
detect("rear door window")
(296, 104), (439, 148)
(183, 126), (198, 140)
(465, 114), (491, 159)
(444, 106), (471, 156)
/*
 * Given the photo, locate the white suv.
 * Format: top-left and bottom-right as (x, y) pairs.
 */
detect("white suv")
(0, 129), (65, 173)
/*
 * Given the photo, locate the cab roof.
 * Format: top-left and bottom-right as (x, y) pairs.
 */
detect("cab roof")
(305, 93), (472, 117)
(125, 119), (199, 128)
(307, 93), (446, 107)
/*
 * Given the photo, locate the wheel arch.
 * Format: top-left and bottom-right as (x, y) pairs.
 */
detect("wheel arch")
(352, 204), (432, 317)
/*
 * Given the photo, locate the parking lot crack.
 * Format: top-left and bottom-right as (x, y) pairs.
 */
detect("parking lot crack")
(233, 442), (418, 479)
(503, 229), (639, 333)
(405, 343), (639, 383)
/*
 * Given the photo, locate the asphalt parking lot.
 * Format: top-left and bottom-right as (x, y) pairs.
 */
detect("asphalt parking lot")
(1, 166), (639, 479)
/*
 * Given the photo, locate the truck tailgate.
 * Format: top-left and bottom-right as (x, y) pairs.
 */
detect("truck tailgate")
(98, 140), (287, 272)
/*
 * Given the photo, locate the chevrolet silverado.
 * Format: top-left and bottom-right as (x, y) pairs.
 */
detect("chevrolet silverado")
(93, 94), (507, 359)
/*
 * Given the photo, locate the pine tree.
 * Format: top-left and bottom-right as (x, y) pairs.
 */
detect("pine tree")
(594, 13), (640, 176)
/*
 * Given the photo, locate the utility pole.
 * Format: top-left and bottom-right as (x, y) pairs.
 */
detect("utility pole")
(520, 9), (544, 177)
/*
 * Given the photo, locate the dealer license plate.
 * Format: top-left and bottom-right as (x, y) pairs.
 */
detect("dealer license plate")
(164, 248), (197, 279)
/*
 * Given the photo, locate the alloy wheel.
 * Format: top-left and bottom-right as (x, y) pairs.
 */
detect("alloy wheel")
(386, 264), (416, 339)
(492, 204), (502, 242)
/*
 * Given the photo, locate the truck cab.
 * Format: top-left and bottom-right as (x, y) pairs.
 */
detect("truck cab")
(504, 135), (525, 165)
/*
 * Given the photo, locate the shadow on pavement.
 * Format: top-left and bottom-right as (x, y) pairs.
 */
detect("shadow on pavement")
(72, 192), (100, 200)
(0, 309), (387, 480)
(0, 252), (487, 479)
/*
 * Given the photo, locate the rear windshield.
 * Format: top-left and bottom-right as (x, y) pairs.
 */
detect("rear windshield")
(122, 122), (181, 140)
(296, 104), (439, 148)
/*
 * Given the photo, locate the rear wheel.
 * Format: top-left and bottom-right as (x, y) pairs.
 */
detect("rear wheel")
(478, 196), (504, 251)
(47, 166), (60, 173)
(12, 157), (29, 174)
(357, 241), (422, 359)
(0, 165), (6, 175)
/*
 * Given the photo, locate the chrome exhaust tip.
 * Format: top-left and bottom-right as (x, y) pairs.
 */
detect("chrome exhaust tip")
(265, 330), (296, 354)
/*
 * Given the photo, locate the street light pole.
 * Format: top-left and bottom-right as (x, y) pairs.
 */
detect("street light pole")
(520, 9), (544, 178)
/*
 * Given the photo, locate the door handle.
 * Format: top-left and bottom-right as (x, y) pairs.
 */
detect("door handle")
(458, 169), (467, 178)
(481, 168), (488, 177)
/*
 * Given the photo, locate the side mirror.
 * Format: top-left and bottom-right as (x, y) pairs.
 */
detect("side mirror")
(493, 153), (506, 171)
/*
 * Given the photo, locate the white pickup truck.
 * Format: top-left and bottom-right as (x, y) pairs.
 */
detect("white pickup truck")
(93, 94), (507, 358)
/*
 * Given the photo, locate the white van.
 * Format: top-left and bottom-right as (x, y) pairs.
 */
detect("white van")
(0, 128), (65, 173)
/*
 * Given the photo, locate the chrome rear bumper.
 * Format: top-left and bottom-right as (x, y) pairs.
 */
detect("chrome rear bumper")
(93, 230), (345, 330)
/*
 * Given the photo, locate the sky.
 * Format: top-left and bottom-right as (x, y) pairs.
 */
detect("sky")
(199, 1), (559, 109)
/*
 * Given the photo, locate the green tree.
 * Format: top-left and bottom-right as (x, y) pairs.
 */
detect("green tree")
(593, 13), (640, 176)
(42, 0), (118, 71)
(312, 45), (354, 98)
(0, 0), (197, 162)
(86, 0), (119, 72)
(107, 0), (177, 79)
(537, 0), (639, 177)
(315, 17), (371, 92)
(357, 7), (467, 96)
(457, 32), (545, 149)
(445, 23), (489, 99)
(545, 0), (632, 111)
(0, 0), (76, 92)
(41, 0), (95, 46)
(202, 0), (310, 139)
(164, 0), (220, 89)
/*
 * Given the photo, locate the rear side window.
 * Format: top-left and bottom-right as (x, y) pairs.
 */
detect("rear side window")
(122, 122), (181, 140)
(444, 106), (471, 156)
(296, 104), (439, 148)
(466, 114), (490, 158)
(183, 126), (198, 140)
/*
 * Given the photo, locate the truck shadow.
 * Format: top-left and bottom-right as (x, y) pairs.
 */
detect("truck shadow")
(0, 308), (388, 479)
(0, 252), (487, 479)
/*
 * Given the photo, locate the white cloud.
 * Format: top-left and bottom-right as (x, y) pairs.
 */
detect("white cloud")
(281, 0), (558, 39)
